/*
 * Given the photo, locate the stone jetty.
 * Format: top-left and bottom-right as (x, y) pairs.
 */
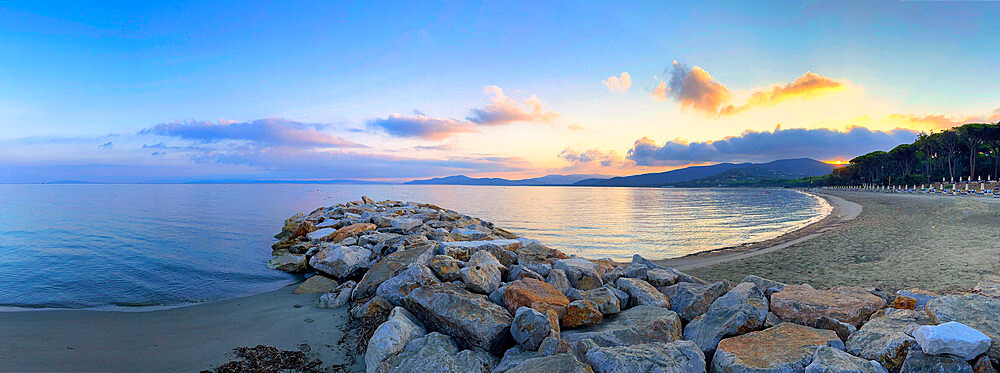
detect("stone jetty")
(269, 196), (1000, 373)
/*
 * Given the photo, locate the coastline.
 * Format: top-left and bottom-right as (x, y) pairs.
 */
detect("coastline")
(0, 284), (363, 372)
(656, 190), (860, 271)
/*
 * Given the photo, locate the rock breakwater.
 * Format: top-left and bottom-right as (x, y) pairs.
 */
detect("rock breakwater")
(269, 196), (1000, 372)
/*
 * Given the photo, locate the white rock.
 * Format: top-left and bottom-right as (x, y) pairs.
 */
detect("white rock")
(911, 321), (991, 360)
(365, 307), (426, 373)
(308, 244), (373, 279)
(390, 218), (422, 232)
(459, 250), (504, 294)
(306, 227), (335, 241)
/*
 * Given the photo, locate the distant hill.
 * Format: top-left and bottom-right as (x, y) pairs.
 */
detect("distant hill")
(575, 158), (836, 187)
(405, 174), (610, 186)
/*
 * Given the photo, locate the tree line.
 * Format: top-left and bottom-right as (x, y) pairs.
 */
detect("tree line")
(831, 121), (1000, 186)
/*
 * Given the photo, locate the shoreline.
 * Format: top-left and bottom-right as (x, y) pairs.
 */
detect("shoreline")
(656, 190), (861, 271)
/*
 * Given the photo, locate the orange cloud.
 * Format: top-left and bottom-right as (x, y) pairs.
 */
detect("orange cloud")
(653, 61), (843, 118)
(883, 108), (1000, 130)
(720, 72), (844, 115)
(602, 72), (632, 92)
(467, 85), (560, 126)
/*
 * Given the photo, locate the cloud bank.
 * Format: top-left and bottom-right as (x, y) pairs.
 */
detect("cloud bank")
(627, 125), (919, 165)
(602, 72), (632, 92)
(369, 86), (559, 140)
(140, 118), (365, 148)
(558, 148), (628, 168)
(651, 61), (844, 117)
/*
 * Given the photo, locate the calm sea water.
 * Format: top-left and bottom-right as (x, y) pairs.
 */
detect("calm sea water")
(0, 184), (829, 310)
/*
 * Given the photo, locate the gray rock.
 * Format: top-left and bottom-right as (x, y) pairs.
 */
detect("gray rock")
(683, 282), (768, 354)
(511, 307), (557, 351)
(352, 243), (436, 300)
(661, 281), (729, 322)
(645, 268), (679, 287)
(553, 258), (603, 291)
(911, 322), (991, 360)
(489, 285), (507, 307)
(508, 265), (544, 282)
(546, 269), (572, 295)
(584, 340), (705, 373)
(899, 350), (972, 373)
(561, 305), (683, 347)
(318, 280), (356, 308)
(846, 309), (930, 372)
(614, 277), (669, 308)
(376, 263), (441, 306)
(309, 244), (373, 279)
(365, 307), (426, 373)
(461, 250), (505, 294)
(741, 275), (787, 297)
(622, 264), (648, 280)
(306, 227), (335, 241)
(805, 346), (888, 373)
(601, 268), (624, 286)
(403, 283), (513, 356)
(816, 316), (858, 343)
(376, 332), (497, 373)
(267, 253), (308, 273)
(494, 346), (537, 373)
(631, 255), (705, 284)
(523, 262), (552, 278)
(925, 294), (1000, 364)
(390, 217), (423, 232)
(538, 336), (572, 356)
(504, 353), (594, 373)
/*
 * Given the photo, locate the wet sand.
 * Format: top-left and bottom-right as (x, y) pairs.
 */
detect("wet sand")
(677, 190), (1000, 293)
(0, 285), (362, 372)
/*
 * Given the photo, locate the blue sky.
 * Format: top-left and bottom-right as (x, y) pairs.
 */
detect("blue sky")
(2, 1), (999, 182)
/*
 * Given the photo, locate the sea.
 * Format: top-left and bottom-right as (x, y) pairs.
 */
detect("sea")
(0, 184), (830, 310)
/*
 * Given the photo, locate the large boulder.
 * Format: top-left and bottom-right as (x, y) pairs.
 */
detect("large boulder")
(683, 282), (769, 354)
(614, 278), (669, 308)
(571, 286), (622, 315)
(403, 283), (513, 356)
(505, 278), (571, 318)
(460, 250), (505, 295)
(309, 244), (373, 279)
(390, 217), (422, 232)
(438, 239), (521, 266)
(899, 350), (973, 373)
(911, 322), (992, 360)
(376, 263), (441, 306)
(511, 307), (559, 351)
(711, 323), (844, 373)
(352, 244), (436, 300)
(770, 285), (887, 328)
(503, 353), (594, 373)
(267, 253), (308, 273)
(375, 332), (497, 373)
(805, 346), (888, 373)
(561, 305), (683, 347)
(553, 259), (604, 291)
(661, 281), (729, 322)
(293, 275), (337, 294)
(925, 294), (1000, 364)
(846, 309), (931, 372)
(645, 268), (679, 287)
(365, 307), (426, 373)
(584, 340), (705, 373)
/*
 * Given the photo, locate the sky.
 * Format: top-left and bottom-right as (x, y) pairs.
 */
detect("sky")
(2, 1), (999, 183)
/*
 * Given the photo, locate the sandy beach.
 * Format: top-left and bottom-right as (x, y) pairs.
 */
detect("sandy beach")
(3, 190), (1000, 372)
(678, 190), (1000, 293)
(0, 285), (363, 372)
